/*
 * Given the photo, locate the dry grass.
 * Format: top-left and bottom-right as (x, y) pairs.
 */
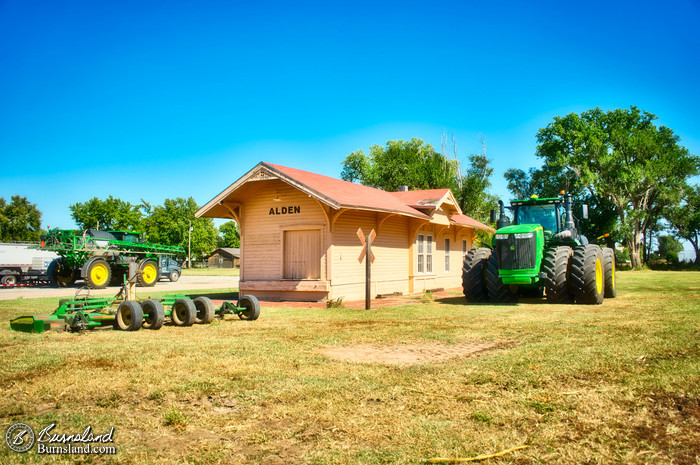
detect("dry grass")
(0, 271), (698, 464)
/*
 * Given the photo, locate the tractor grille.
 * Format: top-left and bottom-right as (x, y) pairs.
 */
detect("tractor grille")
(496, 235), (537, 270)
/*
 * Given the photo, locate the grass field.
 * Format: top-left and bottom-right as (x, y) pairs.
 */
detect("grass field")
(0, 271), (698, 464)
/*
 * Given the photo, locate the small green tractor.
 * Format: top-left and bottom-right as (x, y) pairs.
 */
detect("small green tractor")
(462, 193), (616, 304)
(41, 228), (184, 290)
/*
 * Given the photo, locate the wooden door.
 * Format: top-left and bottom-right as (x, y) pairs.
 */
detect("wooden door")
(283, 230), (321, 279)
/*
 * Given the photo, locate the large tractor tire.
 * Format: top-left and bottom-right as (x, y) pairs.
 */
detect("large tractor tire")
(485, 252), (517, 303)
(542, 246), (573, 304)
(115, 300), (143, 331)
(570, 245), (605, 305)
(141, 299), (165, 330)
(84, 258), (111, 289)
(47, 258), (76, 287)
(193, 296), (215, 324)
(171, 298), (196, 326)
(137, 259), (159, 287)
(602, 247), (617, 298)
(461, 248), (491, 302)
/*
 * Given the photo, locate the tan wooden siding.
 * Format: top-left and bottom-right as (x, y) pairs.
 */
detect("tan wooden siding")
(241, 180), (328, 281)
(411, 225), (475, 292)
(329, 211), (410, 301)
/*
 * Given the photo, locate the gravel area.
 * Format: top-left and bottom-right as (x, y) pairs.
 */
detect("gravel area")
(0, 275), (239, 301)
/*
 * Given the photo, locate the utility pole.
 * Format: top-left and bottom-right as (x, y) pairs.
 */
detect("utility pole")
(188, 221), (192, 269)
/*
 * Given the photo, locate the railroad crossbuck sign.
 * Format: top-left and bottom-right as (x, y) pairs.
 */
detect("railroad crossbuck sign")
(357, 228), (376, 310)
(357, 228), (376, 263)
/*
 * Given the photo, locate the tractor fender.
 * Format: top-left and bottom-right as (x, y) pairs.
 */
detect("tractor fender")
(80, 256), (109, 278)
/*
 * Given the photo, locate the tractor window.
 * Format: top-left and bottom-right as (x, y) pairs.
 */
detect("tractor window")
(516, 205), (560, 232)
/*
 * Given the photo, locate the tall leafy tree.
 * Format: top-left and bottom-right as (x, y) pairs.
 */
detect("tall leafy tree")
(218, 221), (240, 248)
(70, 196), (143, 230)
(535, 106), (699, 268)
(142, 197), (218, 261)
(668, 184), (700, 264)
(456, 154), (498, 223)
(656, 234), (684, 263)
(0, 196), (43, 242)
(341, 138), (460, 192)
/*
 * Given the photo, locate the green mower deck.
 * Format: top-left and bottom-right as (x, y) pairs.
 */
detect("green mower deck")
(10, 293), (261, 334)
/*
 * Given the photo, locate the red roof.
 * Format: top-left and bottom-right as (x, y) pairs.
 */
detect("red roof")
(197, 162), (493, 232)
(389, 189), (452, 208)
(451, 214), (496, 233)
(264, 163), (430, 219)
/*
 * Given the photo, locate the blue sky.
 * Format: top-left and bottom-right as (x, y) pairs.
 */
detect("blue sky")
(1, 0), (699, 238)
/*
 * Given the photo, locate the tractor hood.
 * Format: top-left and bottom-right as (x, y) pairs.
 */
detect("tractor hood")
(495, 224), (543, 236)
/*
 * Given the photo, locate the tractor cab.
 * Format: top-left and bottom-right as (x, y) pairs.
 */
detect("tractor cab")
(108, 231), (143, 244)
(512, 197), (565, 238)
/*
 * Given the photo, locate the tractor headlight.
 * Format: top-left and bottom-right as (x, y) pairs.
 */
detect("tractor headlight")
(495, 234), (509, 240)
(514, 232), (534, 239)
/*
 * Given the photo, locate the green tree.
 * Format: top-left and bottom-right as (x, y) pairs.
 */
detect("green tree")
(0, 196), (43, 242)
(668, 184), (700, 264)
(341, 138), (460, 192)
(535, 106), (699, 268)
(70, 196), (143, 230)
(218, 221), (240, 248)
(142, 197), (218, 262)
(456, 154), (498, 223)
(656, 235), (684, 263)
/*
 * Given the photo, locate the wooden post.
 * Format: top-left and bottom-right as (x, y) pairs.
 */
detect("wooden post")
(365, 233), (372, 310)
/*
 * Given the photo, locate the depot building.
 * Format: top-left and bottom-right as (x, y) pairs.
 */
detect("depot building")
(196, 162), (494, 302)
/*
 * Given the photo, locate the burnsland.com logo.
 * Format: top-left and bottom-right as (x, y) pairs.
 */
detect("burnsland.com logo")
(5, 423), (117, 455)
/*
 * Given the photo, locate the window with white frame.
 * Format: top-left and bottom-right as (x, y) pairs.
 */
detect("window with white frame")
(416, 233), (433, 274)
(445, 238), (450, 272)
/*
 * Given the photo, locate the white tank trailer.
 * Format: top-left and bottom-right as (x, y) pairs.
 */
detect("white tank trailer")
(0, 243), (59, 285)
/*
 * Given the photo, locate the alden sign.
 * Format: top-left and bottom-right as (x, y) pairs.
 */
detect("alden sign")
(269, 205), (301, 215)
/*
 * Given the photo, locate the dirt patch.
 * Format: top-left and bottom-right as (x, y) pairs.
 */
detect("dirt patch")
(318, 340), (501, 365)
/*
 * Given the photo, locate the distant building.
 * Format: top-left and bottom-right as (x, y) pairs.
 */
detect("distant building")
(196, 162), (494, 301)
(206, 248), (240, 268)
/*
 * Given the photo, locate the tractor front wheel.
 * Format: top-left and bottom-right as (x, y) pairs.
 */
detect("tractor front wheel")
(570, 245), (605, 305)
(137, 259), (159, 287)
(543, 246), (573, 304)
(485, 252), (517, 303)
(461, 248), (491, 302)
(48, 259), (76, 287)
(602, 247), (616, 298)
(115, 300), (143, 331)
(85, 259), (111, 289)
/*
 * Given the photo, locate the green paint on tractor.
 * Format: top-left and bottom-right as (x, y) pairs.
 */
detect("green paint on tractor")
(462, 193), (618, 304)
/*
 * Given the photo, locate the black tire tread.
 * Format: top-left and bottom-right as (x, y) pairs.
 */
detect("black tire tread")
(171, 298), (196, 326)
(602, 247), (617, 298)
(485, 252), (516, 302)
(193, 296), (215, 324)
(570, 245), (605, 305)
(542, 246), (573, 304)
(141, 299), (165, 330)
(461, 248), (491, 302)
(238, 295), (261, 320)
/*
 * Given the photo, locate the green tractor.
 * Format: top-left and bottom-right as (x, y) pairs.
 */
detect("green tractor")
(462, 193), (616, 304)
(41, 228), (185, 290)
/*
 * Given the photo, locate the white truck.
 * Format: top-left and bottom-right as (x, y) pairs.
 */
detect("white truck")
(0, 243), (59, 285)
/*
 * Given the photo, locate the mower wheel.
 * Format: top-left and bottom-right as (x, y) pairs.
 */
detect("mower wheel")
(115, 300), (143, 331)
(543, 246), (573, 304)
(193, 296), (215, 324)
(171, 298), (196, 326)
(141, 299), (165, 330)
(570, 245), (605, 305)
(602, 247), (616, 298)
(137, 259), (159, 287)
(485, 252), (517, 303)
(238, 295), (260, 320)
(169, 270), (180, 282)
(461, 248), (491, 302)
(85, 259), (111, 289)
